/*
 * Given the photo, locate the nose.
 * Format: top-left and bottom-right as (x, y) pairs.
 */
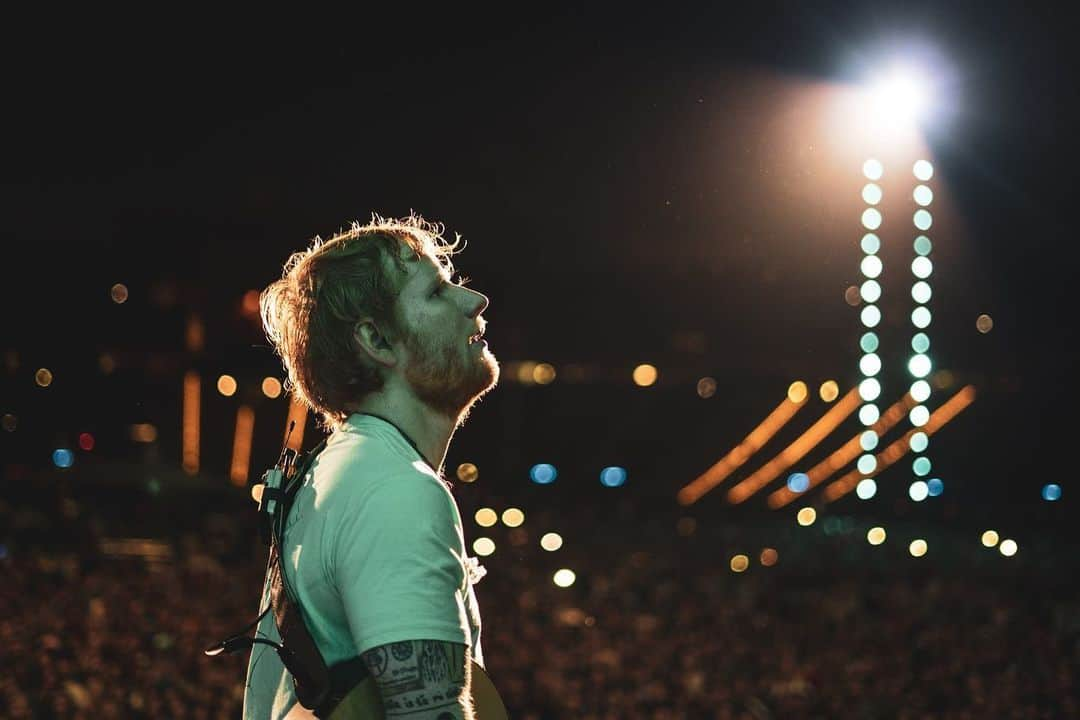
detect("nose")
(464, 286), (489, 319)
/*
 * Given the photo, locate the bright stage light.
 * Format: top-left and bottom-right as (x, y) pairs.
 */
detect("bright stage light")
(866, 65), (931, 133)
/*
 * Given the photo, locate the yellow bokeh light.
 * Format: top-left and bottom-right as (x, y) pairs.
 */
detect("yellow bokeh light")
(976, 314), (994, 334)
(553, 568), (576, 587)
(797, 507), (816, 526)
(473, 537), (496, 557)
(909, 539), (928, 557)
(456, 462), (479, 483)
(999, 539), (1018, 557)
(217, 375), (238, 397)
(730, 554), (750, 572)
(632, 364), (658, 387)
(787, 381), (808, 404)
(759, 548), (778, 567)
(130, 423), (158, 443)
(867, 527), (887, 545)
(242, 289), (261, 316)
(501, 508), (525, 527)
(474, 508), (497, 527)
(540, 532), (563, 551)
(533, 363), (556, 385)
(515, 361), (538, 384)
(261, 377), (283, 399)
(34, 368), (53, 387)
(981, 530), (1000, 547)
(819, 380), (839, 402)
(696, 377), (717, 399)
(110, 283), (129, 304)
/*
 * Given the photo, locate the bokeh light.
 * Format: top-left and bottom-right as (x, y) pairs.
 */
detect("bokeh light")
(261, 377), (283, 399)
(856, 454), (877, 474)
(844, 285), (862, 306)
(456, 462), (479, 483)
(913, 159), (934, 181)
(52, 448), (74, 468)
(35, 368), (53, 387)
(912, 256), (934, 279)
(860, 279), (882, 303)
(730, 555), (750, 573)
(911, 332), (930, 353)
(909, 539), (928, 557)
(99, 353), (116, 375)
(908, 354), (932, 378)
(860, 305), (881, 328)
(796, 507), (817, 526)
(909, 405), (930, 427)
(110, 283), (129, 304)
(909, 431), (929, 452)
(241, 289), (260, 316)
(913, 185), (934, 206)
(913, 209), (933, 231)
(530, 463), (558, 484)
(553, 569), (576, 587)
(540, 532), (563, 551)
(911, 281), (932, 304)
(600, 467), (627, 487)
(981, 530), (1000, 547)
(473, 537), (496, 557)
(696, 377), (717, 399)
(858, 404), (880, 426)
(913, 457), (932, 476)
(1, 414), (16, 432)
(862, 183), (883, 205)
(860, 255), (883, 278)
(913, 235), (933, 256)
(911, 306), (932, 329)
(632, 364), (658, 387)
(475, 508), (497, 527)
(858, 378), (881, 402)
(863, 158), (884, 180)
(856, 478), (877, 499)
(909, 481), (929, 502)
(676, 517), (697, 537)
(130, 423), (158, 443)
(999, 539), (1018, 557)
(1041, 483), (1061, 501)
(533, 363), (557, 385)
(501, 508), (525, 527)
(759, 548), (778, 567)
(78, 432), (95, 451)
(860, 332), (879, 353)
(860, 430), (879, 451)
(819, 380), (839, 402)
(217, 375), (237, 397)
(861, 208), (882, 230)
(859, 353), (881, 376)
(786, 473), (810, 493)
(927, 478), (944, 496)
(860, 233), (881, 254)
(976, 314), (994, 333)
(787, 381), (808, 403)
(910, 380), (931, 403)
(867, 526), (886, 545)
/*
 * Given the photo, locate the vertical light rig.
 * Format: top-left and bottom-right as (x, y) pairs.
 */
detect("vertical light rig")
(856, 158), (885, 501)
(908, 159), (937, 502)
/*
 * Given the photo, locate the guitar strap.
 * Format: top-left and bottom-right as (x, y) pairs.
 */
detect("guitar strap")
(205, 438), (370, 718)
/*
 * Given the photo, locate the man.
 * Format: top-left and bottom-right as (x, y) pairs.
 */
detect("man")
(243, 213), (499, 719)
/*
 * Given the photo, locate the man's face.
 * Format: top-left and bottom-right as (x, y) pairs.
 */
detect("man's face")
(392, 249), (499, 421)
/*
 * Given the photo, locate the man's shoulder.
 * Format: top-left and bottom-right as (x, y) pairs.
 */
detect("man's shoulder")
(313, 429), (448, 507)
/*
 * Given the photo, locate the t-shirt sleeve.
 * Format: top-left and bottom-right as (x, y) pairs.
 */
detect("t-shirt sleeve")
(328, 472), (471, 655)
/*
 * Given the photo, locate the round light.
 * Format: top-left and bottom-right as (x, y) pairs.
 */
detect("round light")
(261, 377), (283, 399)
(913, 457), (932, 476)
(600, 467), (627, 487)
(912, 256), (933, 279)
(858, 404), (880, 426)
(913, 185), (934, 206)
(999, 539), (1018, 557)
(863, 158), (884, 180)
(473, 537), (496, 557)
(845, 285), (862, 306)
(456, 463), (479, 483)
(909, 539), (928, 557)
(862, 183), (883, 205)
(860, 255), (883, 278)
(78, 432), (95, 451)
(110, 283), (129, 304)
(540, 532), (563, 551)
(797, 507), (817, 526)
(911, 332), (930, 353)
(35, 368), (54, 387)
(533, 363), (556, 385)
(217, 375), (237, 397)
(909, 405), (930, 427)
(909, 480), (929, 502)
(927, 478), (944, 496)
(859, 353), (881, 376)
(861, 233), (881, 254)
(867, 526), (886, 545)
(913, 210), (933, 231)
(908, 354), (932, 378)
(976, 314), (994, 333)
(730, 554), (750, 573)
(1042, 483), (1062, 501)
(856, 478), (877, 499)
(819, 380), (839, 402)
(981, 530), (999, 547)
(911, 307), (932, 329)
(911, 281), (932, 304)
(501, 508), (525, 527)
(910, 380), (931, 403)
(1, 414), (16, 432)
(913, 235), (933, 256)
(786, 473), (810, 493)
(475, 508), (498, 527)
(52, 448), (74, 469)
(860, 332), (879, 353)
(759, 548), (779, 566)
(632, 364), (658, 387)
(696, 377), (717, 399)
(858, 378), (881, 402)
(857, 454), (878, 474)
(530, 463), (558, 484)
(909, 431), (929, 453)
(553, 568), (577, 587)
(860, 280), (882, 303)
(860, 430), (879, 451)
(861, 208), (882, 230)
(787, 381), (808, 403)
(913, 159), (934, 181)
(860, 305), (881, 328)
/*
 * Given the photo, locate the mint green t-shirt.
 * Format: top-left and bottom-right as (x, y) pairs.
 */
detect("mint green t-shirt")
(242, 414), (485, 719)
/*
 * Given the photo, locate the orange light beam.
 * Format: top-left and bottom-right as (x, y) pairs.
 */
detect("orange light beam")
(727, 387), (861, 504)
(182, 371), (201, 475)
(230, 405), (255, 487)
(677, 391), (810, 506)
(767, 391), (917, 509)
(823, 385), (976, 503)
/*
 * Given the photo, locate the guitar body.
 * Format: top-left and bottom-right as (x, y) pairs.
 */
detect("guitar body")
(284, 661), (508, 720)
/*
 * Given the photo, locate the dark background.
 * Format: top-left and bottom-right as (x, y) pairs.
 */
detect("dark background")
(2, 1), (1075, 544)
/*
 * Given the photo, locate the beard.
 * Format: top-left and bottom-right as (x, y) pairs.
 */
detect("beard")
(402, 327), (499, 424)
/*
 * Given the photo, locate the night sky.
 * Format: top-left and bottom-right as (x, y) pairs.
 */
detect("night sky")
(3, 3), (1075, 533)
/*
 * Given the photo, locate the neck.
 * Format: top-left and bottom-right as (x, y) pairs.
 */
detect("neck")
(347, 390), (457, 473)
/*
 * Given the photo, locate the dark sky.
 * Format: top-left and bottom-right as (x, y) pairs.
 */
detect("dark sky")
(2, 3), (1075, 528)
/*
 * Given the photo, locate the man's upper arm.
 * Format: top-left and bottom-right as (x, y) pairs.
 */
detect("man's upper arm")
(360, 639), (474, 720)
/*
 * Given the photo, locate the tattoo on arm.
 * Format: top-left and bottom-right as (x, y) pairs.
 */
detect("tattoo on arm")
(360, 640), (473, 719)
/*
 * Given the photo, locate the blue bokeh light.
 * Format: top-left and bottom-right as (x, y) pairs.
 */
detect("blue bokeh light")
(52, 448), (74, 469)
(927, 478), (944, 496)
(529, 463), (558, 485)
(786, 472), (810, 493)
(600, 466), (627, 488)
(1042, 483), (1062, 501)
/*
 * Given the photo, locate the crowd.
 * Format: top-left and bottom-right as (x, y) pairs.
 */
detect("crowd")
(2, 472), (1077, 719)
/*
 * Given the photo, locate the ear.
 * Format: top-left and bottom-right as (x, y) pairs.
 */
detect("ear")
(353, 319), (398, 368)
